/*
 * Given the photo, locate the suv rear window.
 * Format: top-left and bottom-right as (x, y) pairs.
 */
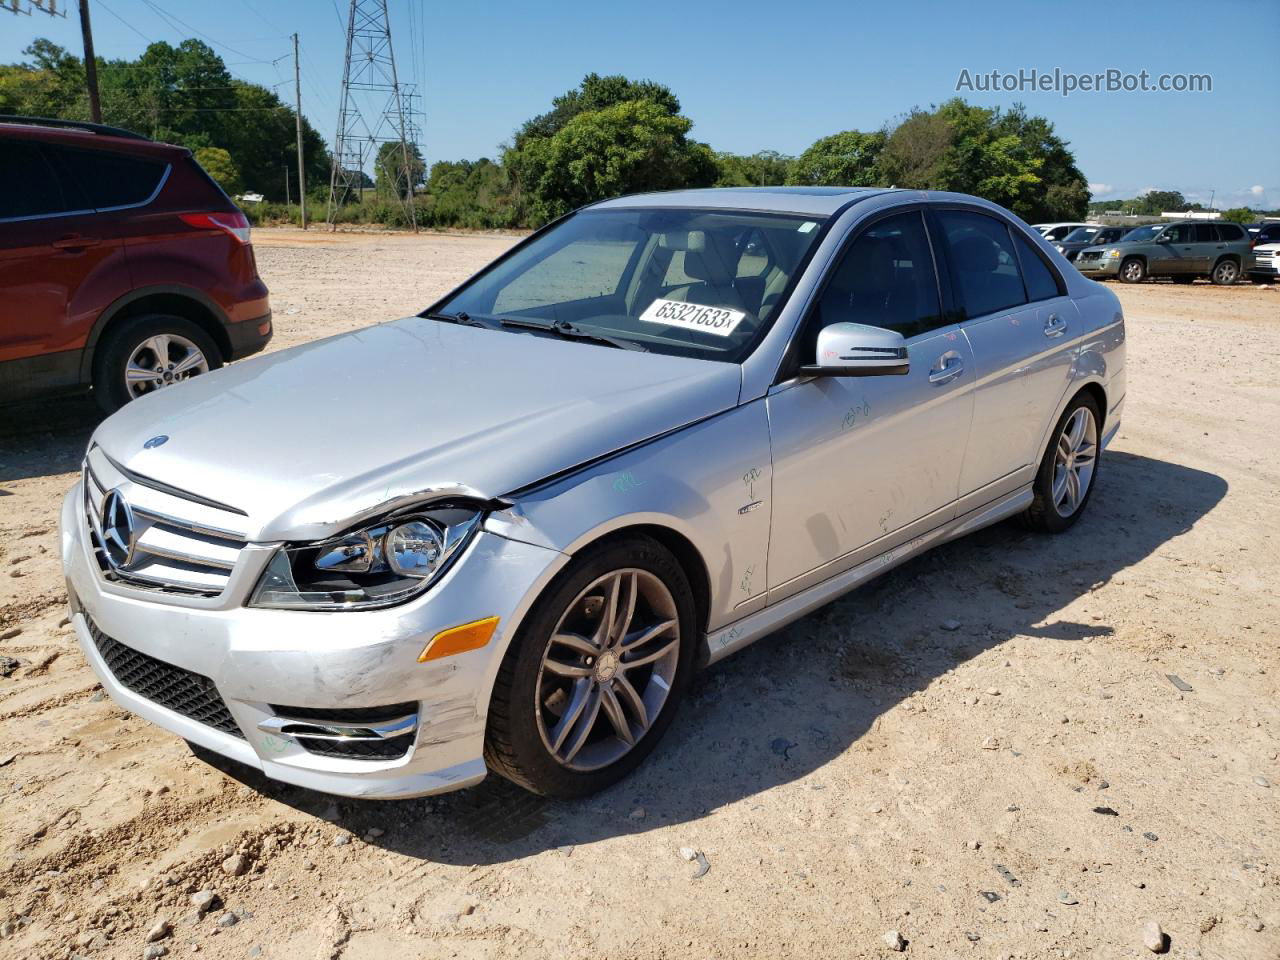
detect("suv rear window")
(48, 145), (168, 209)
(0, 141), (74, 220)
(1215, 223), (1245, 242)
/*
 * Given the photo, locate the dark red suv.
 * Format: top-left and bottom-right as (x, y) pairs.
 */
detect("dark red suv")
(0, 117), (271, 412)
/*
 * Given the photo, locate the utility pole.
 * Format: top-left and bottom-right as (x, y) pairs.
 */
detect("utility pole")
(284, 162), (291, 206)
(78, 0), (101, 123)
(292, 33), (307, 229)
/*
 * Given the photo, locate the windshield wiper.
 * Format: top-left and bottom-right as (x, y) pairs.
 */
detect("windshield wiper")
(497, 317), (647, 352)
(425, 310), (491, 328)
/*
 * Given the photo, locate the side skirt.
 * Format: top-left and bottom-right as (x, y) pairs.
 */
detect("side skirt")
(702, 485), (1033, 665)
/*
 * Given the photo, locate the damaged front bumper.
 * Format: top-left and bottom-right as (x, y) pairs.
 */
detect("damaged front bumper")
(60, 482), (566, 799)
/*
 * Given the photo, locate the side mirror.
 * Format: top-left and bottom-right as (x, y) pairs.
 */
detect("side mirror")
(801, 322), (909, 377)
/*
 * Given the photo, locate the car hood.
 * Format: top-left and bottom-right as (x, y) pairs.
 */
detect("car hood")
(91, 318), (742, 541)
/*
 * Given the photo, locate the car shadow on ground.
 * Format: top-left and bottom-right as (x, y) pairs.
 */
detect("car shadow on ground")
(0, 395), (102, 486)
(195, 450), (1227, 865)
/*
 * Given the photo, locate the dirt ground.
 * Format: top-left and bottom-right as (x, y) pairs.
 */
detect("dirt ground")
(1, 227), (1277, 960)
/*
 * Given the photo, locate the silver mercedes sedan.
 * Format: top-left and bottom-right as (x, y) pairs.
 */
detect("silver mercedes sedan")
(60, 187), (1126, 799)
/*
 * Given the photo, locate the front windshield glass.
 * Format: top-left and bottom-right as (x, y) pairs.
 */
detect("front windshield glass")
(435, 207), (827, 362)
(1121, 225), (1163, 242)
(1063, 226), (1099, 243)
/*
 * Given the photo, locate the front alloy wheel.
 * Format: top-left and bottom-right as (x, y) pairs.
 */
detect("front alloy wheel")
(1120, 258), (1146, 283)
(485, 536), (694, 797)
(535, 569), (680, 771)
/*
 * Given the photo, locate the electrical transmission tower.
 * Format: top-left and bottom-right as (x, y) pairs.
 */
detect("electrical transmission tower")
(327, 0), (420, 231)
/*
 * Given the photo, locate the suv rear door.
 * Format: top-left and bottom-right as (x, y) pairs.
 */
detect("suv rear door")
(0, 138), (131, 399)
(1187, 223), (1219, 274)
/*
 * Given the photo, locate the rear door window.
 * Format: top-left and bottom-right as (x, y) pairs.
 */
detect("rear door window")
(1192, 224), (1217, 243)
(0, 140), (75, 220)
(47, 145), (168, 210)
(1012, 232), (1063, 301)
(936, 210), (1028, 319)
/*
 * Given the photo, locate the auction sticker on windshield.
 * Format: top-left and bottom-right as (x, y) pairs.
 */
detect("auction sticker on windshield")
(640, 299), (747, 337)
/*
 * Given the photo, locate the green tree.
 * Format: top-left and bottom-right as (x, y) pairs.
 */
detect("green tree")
(515, 72), (680, 147)
(1220, 207), (1255, 224)
(0, 40), (84, 117)
(194, 146), (241, 194)
(506, 77), (715, 225)
(424, 158), (519, 228)
(714, 150), (793, 187)
(877, 109), (953, 188)
(787, 130), (886, 187)
(374, 140), (426, 197)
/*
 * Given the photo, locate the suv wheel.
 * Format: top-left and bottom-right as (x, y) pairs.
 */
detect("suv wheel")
(485, 536), (696, 798)
(1210, 259), (1239, 286)
(1119, 258), (1146, 283)
(1022, 393), (1102, 533)
(94, 314), (222, 413)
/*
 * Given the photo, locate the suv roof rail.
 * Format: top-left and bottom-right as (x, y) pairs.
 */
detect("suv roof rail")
(0, 115), (151, 141)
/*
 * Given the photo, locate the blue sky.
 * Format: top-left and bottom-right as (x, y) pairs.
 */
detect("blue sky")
(4, 0), (1277, 208)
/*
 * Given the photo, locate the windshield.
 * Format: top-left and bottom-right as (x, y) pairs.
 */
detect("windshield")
(434, 207), (827, 362)
(1120, 225), (1163, 242)
(1063, 226), (1100, 243)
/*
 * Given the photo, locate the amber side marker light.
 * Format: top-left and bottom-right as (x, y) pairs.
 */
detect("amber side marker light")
(418, 617), (500, 663)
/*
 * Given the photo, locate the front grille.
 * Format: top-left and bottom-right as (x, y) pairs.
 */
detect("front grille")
(1079, 250), (1102, 262)
(87, 616), (244, 739)
(294, 734), (415, 760)
(83, 445), (249, 598)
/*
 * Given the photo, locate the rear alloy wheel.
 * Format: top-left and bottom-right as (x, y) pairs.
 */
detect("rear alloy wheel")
(1022, 393), (1102, 533)
(485, 536), (695, 797)
(1119, 258), (1146, 283)
(94, 314), (222, 413)
(1210, 259), (1239, 285)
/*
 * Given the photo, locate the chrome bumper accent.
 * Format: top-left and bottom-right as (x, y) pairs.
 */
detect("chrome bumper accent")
(257, 712), (418, 742)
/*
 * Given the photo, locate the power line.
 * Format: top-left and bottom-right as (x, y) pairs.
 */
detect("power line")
(94, 0), (153, 44)
(135, 0), (280, 64)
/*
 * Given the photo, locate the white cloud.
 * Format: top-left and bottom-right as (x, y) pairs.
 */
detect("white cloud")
(1250, 184), (1265, 196)
(1088, 183), (1113, 196)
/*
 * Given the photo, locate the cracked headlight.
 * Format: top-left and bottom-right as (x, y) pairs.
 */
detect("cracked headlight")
(249, 506), (482, 610)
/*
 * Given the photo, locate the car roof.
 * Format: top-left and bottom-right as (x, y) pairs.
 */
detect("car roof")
(0, 119), (186, 158)
(593, 186), (894, 216)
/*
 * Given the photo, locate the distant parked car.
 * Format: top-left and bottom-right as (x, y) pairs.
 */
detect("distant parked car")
(1032, 222), (1093, 242)
(1249, 221), (1280, 248)
(1057, 225), (1127, 262)
(1249, 242), (1279, 283)
(0, 117), (272, 412)
(1075, 220), (1251, 284)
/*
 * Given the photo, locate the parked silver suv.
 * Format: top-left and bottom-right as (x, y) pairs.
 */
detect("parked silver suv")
(62, 187), (1126, 799)
(1076, 220), (1251, 284)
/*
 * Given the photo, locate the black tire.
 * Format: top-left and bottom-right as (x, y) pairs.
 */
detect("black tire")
(484, 535), (697, 798)
(1021, 392), (1103, 534)
(1210, 258), (1239, 286)
(1118, 257), (1146, 283)
(93, 314), (222, 413)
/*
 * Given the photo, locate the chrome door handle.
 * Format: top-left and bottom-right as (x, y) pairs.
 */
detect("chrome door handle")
(1044, 314), (1068, 338)
(928, 357), (963, 384)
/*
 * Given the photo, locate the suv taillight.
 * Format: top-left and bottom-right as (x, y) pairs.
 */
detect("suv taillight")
(180, 212), (251, 245)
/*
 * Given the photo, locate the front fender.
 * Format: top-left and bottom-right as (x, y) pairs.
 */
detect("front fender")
(485, 400), (773, 632)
